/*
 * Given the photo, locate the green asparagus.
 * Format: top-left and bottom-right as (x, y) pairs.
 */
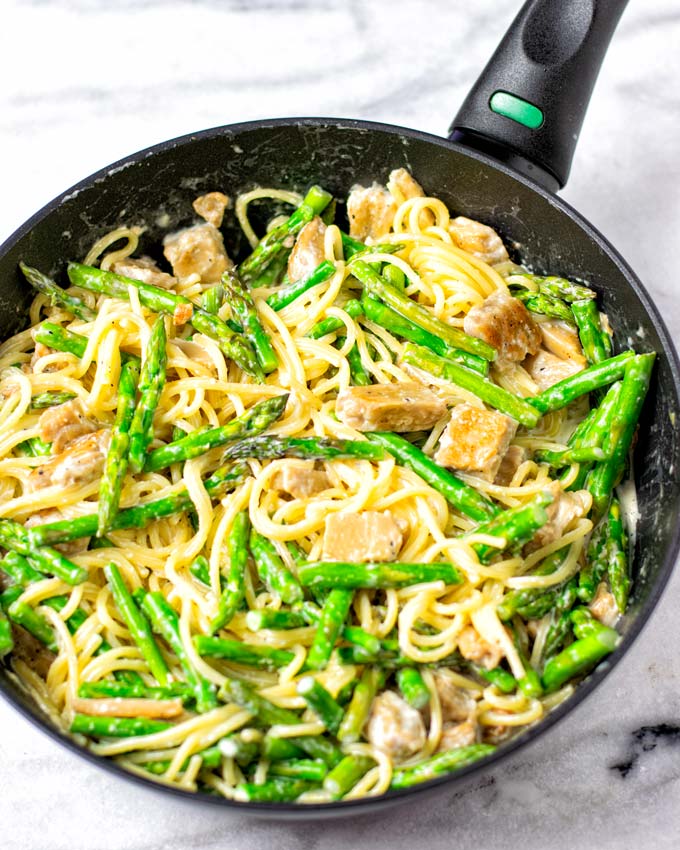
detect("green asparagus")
(223, 269), (278, 373)
(20, 262), (95, 321)
(210, 510), (250, 632)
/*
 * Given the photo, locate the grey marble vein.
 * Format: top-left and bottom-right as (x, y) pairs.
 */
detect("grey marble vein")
(2, 1), (680, 848)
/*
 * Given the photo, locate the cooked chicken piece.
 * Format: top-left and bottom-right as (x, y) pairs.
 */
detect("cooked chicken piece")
(322, 511), (403, 562)
(163, 223), (232, 283)
(10, 624), (56, 678)
(71, 697), (184, 719)
(346, 183), (397, 242)
(494, 444), (528, 486)
(25, 508), (90, 556)
(437, 720), (479, 752)
(434, 403), (518, 481)
(457, 624), (503, 670)
(539, 320), (587, 368)
(336, 383), (447, 433)
(448, 216), (509, 266)
(30, 341), (59, 372)
(112, 256), (176, 289)
(192, 191), (230, 228)
(526, 481), (590, 552)
(387, 168), (426, 203)
(39, 399), (97, 454)
(287, 217), (327, 283)
(525, 349), (583, 391)
(173, 302), (193, 326)
(28, 430), (110, 492)
(463, 289), (541, 365)
(274, 461), (330, 499)
(366, 690), (427, 761)
(432, 672), (477, 724)
(589, 582), (620, 627)
(482, 724), (512, 745)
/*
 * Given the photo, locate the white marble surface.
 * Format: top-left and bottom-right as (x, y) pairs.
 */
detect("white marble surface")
(2, 1), (680, 848)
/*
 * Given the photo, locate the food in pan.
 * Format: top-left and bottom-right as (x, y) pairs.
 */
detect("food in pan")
(0, 169), (652, 803)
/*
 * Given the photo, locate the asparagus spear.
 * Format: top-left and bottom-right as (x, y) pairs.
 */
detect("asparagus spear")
(98, 358), (140, 535)
(401, 342), (542, 427)
(297, 599), (381, 655)
(127, 316), (167, 474)
(305, 589), (353, 670)
(306, 299), (364, 339)
(345, 341), (371, 386)
(104, 563), (170, 686)
(513, 290), (574, 324)
(577, 515), (610, 603)
(361, 295), (489, 375)
(269, 759), (328, 782)
(323, 755), (374, 799)
(528, 351), (635, 415)
(77, 680), (193, 701)
(365, 431), (499, 521)
(27, 462), (250, 547)
(20, 262), (95, 321)
(350, 260), (496, 361)
(218, 733), (260, 766)
(265, 260), (337, 312)
(542, 621), (619, 692)
(298, 561), (461, 590)
(296, 676), (344, 733)
(30, 391), (77, 410)
(141, 745), (223, 775)
(234, 777), (314, 803)
(465, 490), (554, 563)
(495, 548), (568, 621)
(542, 577), (579, 659)
(390, 744), (496, 788)
(144, 394), (288, 472)
(514, 273), (596, 303)
(587, 353), (655, 519)
(572, 299), (610, 364)
(139, 591), (217, 713)
(33, 322), (88, 358)
(238, 186), (333, 283)
(249, 530), (303, 604)
(0, 611), (12, 657)
(396, 667), (431, 709)
(245, 609), (307, 630)
(261, 736), (305, 762)
(210, 510), (250, 633)
(607, 497), (629, 612)
(194, 635), (294, 670)
(220, 434), (384, 464)
(471, 663), (517, 693)
(67, 262), (262, 380)
(223, 269), (278, 373)
(16, 437), (52, 457)
(71, 714), (172, 738)
(6, 599), (57, 651)
(200, 284), (224, 315)
(0, 551), (42, 586)
(340, 232), (404, 260)
(0, 520), (88, 585)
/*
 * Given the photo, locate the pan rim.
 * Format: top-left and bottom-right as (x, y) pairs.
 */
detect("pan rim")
(1, 115), (679, 816)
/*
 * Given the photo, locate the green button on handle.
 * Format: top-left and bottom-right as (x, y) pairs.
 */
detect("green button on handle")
(489, 91), (544, 129)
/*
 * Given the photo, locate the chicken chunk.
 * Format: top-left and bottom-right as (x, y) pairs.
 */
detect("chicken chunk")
(437, 720), (479, 752)
(526, 481), (590, 552)
(539, 320), (587, 368)
(387, 168), (426, 203)
(463, 289), (542, 366)
(192, 191), (230, 228)
(30, 339), (60, 372)
(448, 216), (509, 266)
(336, 383), (447, 433)
(432, 672), (477, 724)
(28, 430), (110, 492)
(525, 349), (583, 391)
(457, 625), (503, 670)
(589, 583), (620, 627)
(25, 508), (90, 556)
(434, 403), (518, 481)
(322, 511), (403, 562)
(287, 217), (327, 283)
(494, 444), (528, 486)
(274, 461), (330, 499)
(163, 224), (232, 283)
(366, 690), (427, 762)
(111, 256), (176, 289)
(39, 399), (97, 455)
(346, 183), (397, 242)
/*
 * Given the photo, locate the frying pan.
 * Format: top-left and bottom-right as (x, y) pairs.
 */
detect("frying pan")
(1, 0), (678, 818)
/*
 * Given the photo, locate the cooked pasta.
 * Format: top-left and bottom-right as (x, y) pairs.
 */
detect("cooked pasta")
(0, 169), (652, 803)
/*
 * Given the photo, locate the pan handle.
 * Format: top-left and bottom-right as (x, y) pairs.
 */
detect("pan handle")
(449, 0), (628, 192)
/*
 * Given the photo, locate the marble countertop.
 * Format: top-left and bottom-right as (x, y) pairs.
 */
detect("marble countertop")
(2, 1), (679, 848)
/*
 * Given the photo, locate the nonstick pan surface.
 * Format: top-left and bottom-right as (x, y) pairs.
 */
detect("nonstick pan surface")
(1, 2), (679, 819)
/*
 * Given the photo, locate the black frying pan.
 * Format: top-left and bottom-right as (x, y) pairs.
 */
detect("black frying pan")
(1, 0), (678, 818)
